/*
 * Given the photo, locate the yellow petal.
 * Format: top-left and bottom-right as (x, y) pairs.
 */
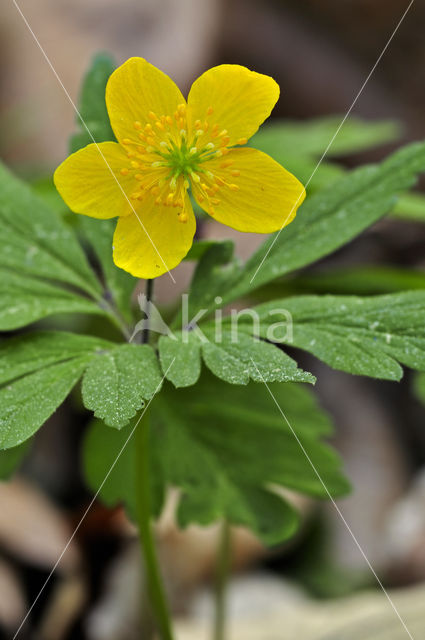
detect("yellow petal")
(193, 148), (305, 233)
(54, 142), (134, 219)
(112, 194), (196, 278)
(187, 65), (279, 147)
(106, 57), (185, 145)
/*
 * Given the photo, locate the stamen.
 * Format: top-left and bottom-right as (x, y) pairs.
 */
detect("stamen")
(148, 111), (157, 121)
(178, 104), (186, 116)
(229, 184), (239, 191)
(155, 121), (165, 131)
(133, 121), (142, 130)
(231, 170), (240, 177)
(237, 137), (248, 145)
(178, 212), (188, 223)
(122, 138), (133, 145)
(207, 106), (214, 115)
(120, 168), (129, 176)
(131, 161), (140, 169)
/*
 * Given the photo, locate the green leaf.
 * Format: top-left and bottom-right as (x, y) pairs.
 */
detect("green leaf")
(251, 116), (400, 159)
(202, 329), (315, 385)
(0, 441), (31, 480)
(83, 416), (164, 521)
(0, 269), (105, 331)
(0, 331), (109, 385)
(0, 331), (163, 447)
(173, 240), (240, 329)
(0, 358), (88, 449)
(246, 292), (425, 380)
(82, 344), (163, 428)
(214, 141), (425, 308)
(158, 332), (201, 388)
(254, 265), (425, 300)
(77, 216), (136, 324)
(268, 266), (425, 297)
(69, 52), (116, 153)
(0, 162), (101, 299)
(84, 374), (349, 545)
(160, 329), (314, 387)
(183, 239), (232, 262)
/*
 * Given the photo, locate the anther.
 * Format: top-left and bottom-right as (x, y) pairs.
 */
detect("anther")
(166, 115), (173, 126)
(167, 193), (174, 205)
(237, 137), (248, 145)
(183, 179), (190, 189)
(135, 174), (144, 181)
(131, 161), (140, 169)
(120, 168), (129, 176)
(196, 129), (204, 137)
(148, 111), (157, 121)
(229, 184), (239, 191)
(207, 106), (214, 115)
(178, 212), (188, 223)
(122, 138), (132, 145)
(231, 170), (241, 177)
(221, 136), (230, 147)
(178, 104), (186, 116)
(133, 121), (142, 130)
(189, 147), (198, 155)
(220, 161), (233, 169)
(195, 119), (202, 129)
(205, 142), (215, 150)
(155, 121), (165, 131)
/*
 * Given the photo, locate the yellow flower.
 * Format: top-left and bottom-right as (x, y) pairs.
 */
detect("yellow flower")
(54, 57), (305, 279)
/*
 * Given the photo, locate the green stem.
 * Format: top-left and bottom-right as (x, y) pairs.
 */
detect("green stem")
(141, 279), (154, 344)
(135, 278), (173, 640)
(213, 520), (231, 640)
(135, 407), (174, 640)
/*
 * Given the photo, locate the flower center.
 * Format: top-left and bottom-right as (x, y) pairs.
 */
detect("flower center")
(118, 104), (243, 223)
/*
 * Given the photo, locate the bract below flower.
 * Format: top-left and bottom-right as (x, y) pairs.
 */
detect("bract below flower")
(54, 58), (306, 278)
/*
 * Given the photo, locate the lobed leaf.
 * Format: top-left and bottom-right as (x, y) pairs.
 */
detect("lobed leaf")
(84, 373), (349, 545)
(82, 343), (163, 428)
(159, 329), (314, 388)
(242, 292), (425, 380)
